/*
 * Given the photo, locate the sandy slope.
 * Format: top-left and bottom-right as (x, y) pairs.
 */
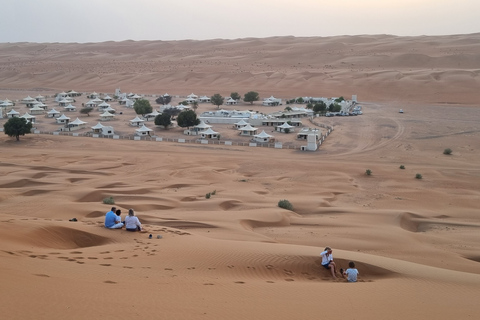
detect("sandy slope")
(1, 34), (480, 103)
(1, 34), (480, 320)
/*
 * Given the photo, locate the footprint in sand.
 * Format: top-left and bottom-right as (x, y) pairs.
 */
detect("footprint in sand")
(265, 265), (275, 270)
(234, 281), (245, 284)
(100, 264), (111, 267)
(123, 266), (133, 269)
(87, 257), (98, 260)
(227, 265), (234, 269)
(203, 283), (215, 286)
(100, 251), (110, 254)
(266, 281), (274, 283)
(165, 268), (173, 271)
(76, 261), (85, 264)
(70, 251), (82, 254)
(34, 274), (50, 277)
(104, 281), (116, 284)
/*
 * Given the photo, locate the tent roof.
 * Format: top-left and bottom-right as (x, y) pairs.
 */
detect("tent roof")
(194, 120), (212, 129)
(130, 116), (145, 122)
(70, 118), (87, 125)
(234, 119), (249, 125)
(278, 122), (295, 128)
(201, 128), (218, 135)
(100, 111), (114, 117)
(254, 130), (273, 138)
(47, 108), (60, 114)
(7, 109), (19, 115)
(91, 122), (104, 129)
(57, 114), (70, 120)
(238, 124), (257, 131)
(136, 124), (153, 132)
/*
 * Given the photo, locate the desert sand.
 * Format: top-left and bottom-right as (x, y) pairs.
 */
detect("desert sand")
(1, 34), (480, 320)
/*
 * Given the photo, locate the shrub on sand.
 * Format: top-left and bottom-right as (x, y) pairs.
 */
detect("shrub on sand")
(365, 169), (372, 176)
(103, 196), (115, 204)
(415, 173), (423, 179)
(443, 148), (452, 155)
(278, 199), (293, 211)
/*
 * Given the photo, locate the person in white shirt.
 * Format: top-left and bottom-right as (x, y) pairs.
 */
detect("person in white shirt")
(320, 246), (338, 279)
(341, 261), (359, 282)
(124, 208), (143, 232)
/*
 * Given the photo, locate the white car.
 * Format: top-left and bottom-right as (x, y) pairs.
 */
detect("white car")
(399, 109), (404, 113)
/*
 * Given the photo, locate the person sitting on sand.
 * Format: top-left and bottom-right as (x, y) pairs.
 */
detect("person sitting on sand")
(124, 208), (143, 232)
(115, 209), (123, 225)
(341, 261), (359, 282)
(320, 246), (338, 279)
(104, 206), (123, 229)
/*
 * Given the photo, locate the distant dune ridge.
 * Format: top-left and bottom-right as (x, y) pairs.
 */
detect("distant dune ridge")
(1, 33), (480, 103)
(1, 34), (480, 320)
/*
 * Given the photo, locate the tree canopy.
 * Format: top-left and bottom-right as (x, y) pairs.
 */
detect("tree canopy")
(155, 95), (172, 105)
(134, 99), (153, 116)
(3, 117), (33, 141)
(243, 91), (259, 105)
(211, 94), (224, 109)
(230, 92), (241, 101)
(80, 107), (93, 116)
(313, 101), (327, 114)
(176, 110), (199, 129)
(154, 113), (172, 129)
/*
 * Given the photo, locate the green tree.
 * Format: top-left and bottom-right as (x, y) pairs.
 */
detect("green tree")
(332, 103), (342, 112)
(211, 94), (224, 109)
(154, 113), (172, 129)
(313, 101), (327, 114)
(296, 97), (304, 104)
(284, 106), (292, 111)
(176, 110), (199, 129)
(230, 92), (241, 101)
(334, 96), (345, 103)
(243, 91), (259, 105)
(4, 117), (33, 141)
(134, 99), (153, 116)
(155, 95), (172, 105)
(80, 107), (93, 116)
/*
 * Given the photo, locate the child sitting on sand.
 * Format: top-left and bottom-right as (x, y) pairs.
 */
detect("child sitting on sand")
(341, 261), (359, 282)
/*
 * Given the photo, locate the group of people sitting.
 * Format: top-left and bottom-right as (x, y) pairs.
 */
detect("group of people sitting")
(104, 206), (144, 232)
(320, 246), (359, 282)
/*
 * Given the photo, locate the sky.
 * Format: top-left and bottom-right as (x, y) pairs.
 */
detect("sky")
(1, 0), (479, 43)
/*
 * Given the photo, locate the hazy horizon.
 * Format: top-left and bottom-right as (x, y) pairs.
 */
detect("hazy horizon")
(1, 0), (479, 43)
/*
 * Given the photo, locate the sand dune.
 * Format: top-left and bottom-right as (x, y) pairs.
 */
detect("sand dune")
(1, 33), (480, 103)
(1, 34), (480, 319)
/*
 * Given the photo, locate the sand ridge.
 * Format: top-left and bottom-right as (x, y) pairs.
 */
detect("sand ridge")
(1, 34), (480, 319)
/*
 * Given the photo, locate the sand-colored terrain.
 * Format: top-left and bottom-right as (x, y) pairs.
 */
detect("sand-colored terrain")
(1, 34), (480, 320)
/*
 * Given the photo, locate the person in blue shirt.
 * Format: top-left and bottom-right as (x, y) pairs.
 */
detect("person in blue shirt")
(104, 207), (123, 229)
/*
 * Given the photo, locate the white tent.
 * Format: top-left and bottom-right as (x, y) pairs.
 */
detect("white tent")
(97, 101), (111, 109)
(35, 95), (45, 102)
(100, 111), (115, 121)
(7, 109), (20, 118)
(200, 127), (219, 139)
(234, 119), (249, 128)
(29, 105), (45, 115)
(56, 113), (71, 124)
(135, 124), (153, 136)
(194, 120), (212, 131)
(68, 118), (87, 130)
(253, 130), (275, 143)
(129, 116), (145, 127)
(47, 108), (60, 118)
(91, 122), (104, 132)
(22, 96), (36, 104)
(64, 104), (76, 111)
(58, 98), (70, 106)
(21, 112), (36, 124)
(276, 122), (296, 133)
(226, 97), (237, 105)
(103, 95), (113, 101)
(187, 93), (198, 99)
(238, 123), (258, 136)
